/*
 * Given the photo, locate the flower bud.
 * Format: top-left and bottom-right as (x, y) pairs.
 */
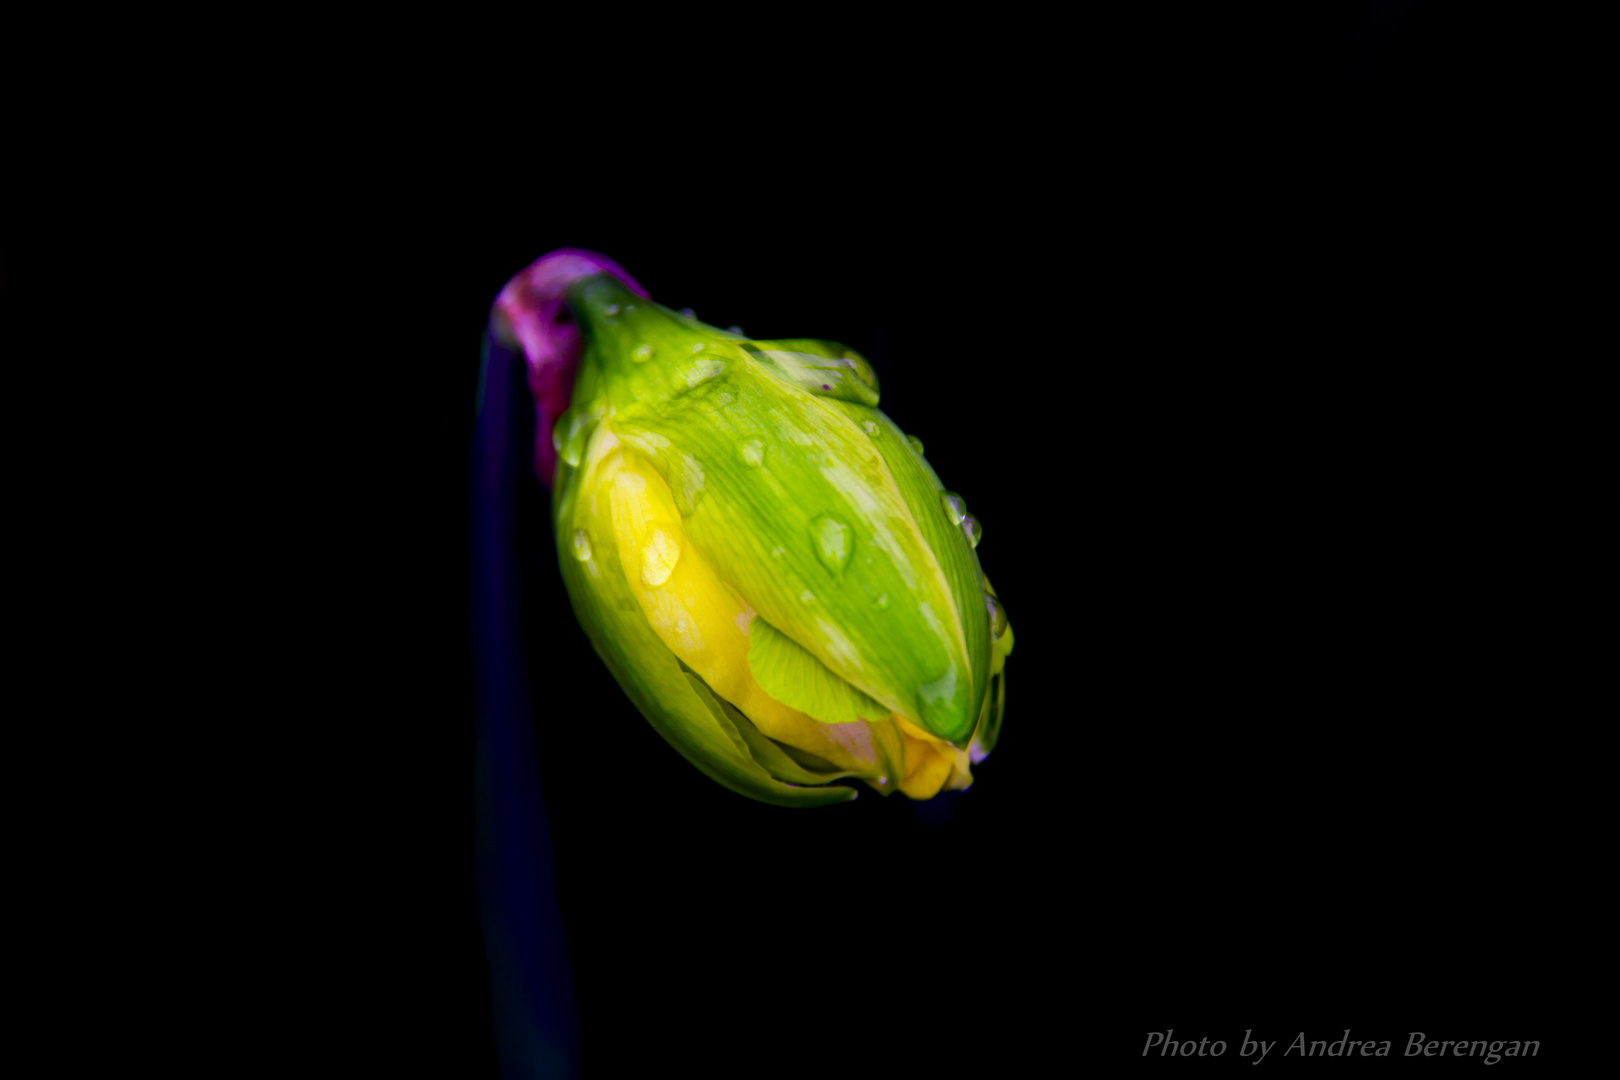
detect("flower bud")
(540, 266), (1012, 805)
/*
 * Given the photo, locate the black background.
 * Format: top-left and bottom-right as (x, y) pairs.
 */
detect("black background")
(327, 6), (1585, 1076)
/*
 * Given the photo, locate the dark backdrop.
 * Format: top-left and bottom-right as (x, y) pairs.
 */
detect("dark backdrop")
(340, 6), (1578, 1075)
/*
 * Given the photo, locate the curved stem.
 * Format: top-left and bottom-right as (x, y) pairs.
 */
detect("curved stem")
(473, 250), (649, 1077)
(472, 329), (580, 1079)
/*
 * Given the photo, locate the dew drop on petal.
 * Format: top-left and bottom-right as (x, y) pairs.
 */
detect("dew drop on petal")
(571, 529), (592, 562)
(641, 529), (679, 585)
(961, 514), (982, 549)
(558, 405), (602, 468)
(800, 589), (815, 602)
(738, 439), (764, 467)
(632, 343), (654, 363)
(862, 421), (878, 436)
(810, 515), (852, 575)
(875, 593), (889, 609)
(604, 304), (620, 317)
(985, 592), (1007, 640)
(917, 664), (962, 735)
(941, 491), (966, 526)
(906, 434), (925, 456)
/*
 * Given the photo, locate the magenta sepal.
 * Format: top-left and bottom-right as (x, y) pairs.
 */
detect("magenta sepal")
(492, 249), (648, 486)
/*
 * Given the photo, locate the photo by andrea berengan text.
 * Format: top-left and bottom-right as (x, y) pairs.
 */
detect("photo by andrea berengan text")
(1143, 1029), (1542, 1064)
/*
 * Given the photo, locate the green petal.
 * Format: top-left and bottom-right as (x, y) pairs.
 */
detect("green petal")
(746, 616), (890, 725)
(828, 401), (993, 745)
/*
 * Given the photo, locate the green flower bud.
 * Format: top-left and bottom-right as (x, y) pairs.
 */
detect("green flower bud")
(552, 273), (1012, 805)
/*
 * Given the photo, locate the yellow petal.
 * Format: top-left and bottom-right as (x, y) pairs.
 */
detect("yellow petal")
(895, 715), (972, 799)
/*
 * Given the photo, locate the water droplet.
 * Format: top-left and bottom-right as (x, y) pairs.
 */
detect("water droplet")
(917, 665), (963, 735)
(690, 342), (705, 354)
(604, 304), (620, 317)
(739, 439), (764, 467)
(728, 325), (745, 335)
(680, 358), (725, 391)
(985, 592), (1007, 640)
(875, 593), (889, 609)
(632, 344), (654, 363)
(771, 546), (786, 558)
(961, 514), (982, 549)
(571, 529), (592, 561)
(678, 308), (696, 318)
(941, 491), (966, 526)
(906, 434), (925, 456)
(558, 404), (604, 468)
(800, 589), (815, 602)
(862, 420), (878, 436)
(641, 529), (679, 585)
(810, 515), (852, 575)
(878, 776), (887, 785)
